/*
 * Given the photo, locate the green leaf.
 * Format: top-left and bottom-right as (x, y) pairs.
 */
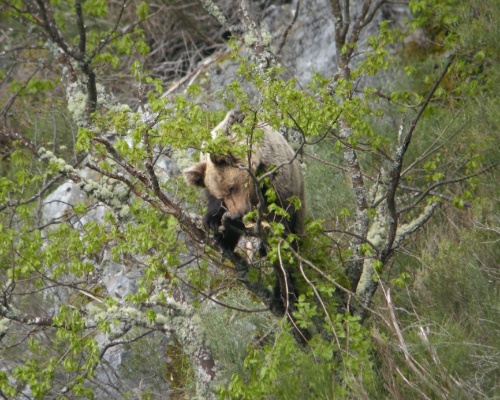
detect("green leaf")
(137, 2), (149, 20)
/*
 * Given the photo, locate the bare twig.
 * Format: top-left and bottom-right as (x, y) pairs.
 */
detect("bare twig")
(277, 0), (300, 55)
(381, 56), (455, 262)
(383, 288), (449, 398)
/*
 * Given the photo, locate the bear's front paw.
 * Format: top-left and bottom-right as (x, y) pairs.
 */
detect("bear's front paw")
(203, 214), (222, 233)
(211, 214), (246, 252)
(221, 213), (245, 233)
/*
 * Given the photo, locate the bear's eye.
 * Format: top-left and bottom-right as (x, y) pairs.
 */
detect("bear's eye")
(229, 185), (237, 195)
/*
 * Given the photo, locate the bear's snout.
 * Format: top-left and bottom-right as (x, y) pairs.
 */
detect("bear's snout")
(224, 205), (246, 221)
(222, 211), (243, 223)
(222, 194), (251, 222)
(228, 211), (243, 221)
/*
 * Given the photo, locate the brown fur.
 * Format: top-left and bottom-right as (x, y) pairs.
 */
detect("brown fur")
(183, 111), (306, 319)
(183, 115), (305, 236)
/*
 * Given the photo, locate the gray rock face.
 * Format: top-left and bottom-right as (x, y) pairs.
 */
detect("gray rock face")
(40, 176), (170, 398)
(100, 250), (142, 299)
(265, 0), (338, 84)
(42, 180), (106, 228)
(200, 0), (409, 99)
(273, 0), (410, 83)
(92, 331), (170, 399)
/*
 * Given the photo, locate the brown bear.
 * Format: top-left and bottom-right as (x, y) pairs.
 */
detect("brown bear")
(183, 110), (306, 316)
(183, 110), (305, 251)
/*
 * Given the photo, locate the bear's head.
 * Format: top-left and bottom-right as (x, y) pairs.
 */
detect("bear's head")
(183, 152), (261, 220)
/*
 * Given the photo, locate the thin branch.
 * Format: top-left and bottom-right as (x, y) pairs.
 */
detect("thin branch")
(277, 240), (309, 344)
(277, 0), (300, 55)
(383, 288), (449, 398)
(393, 201), (438, 249)
(297, 259), (342, 349)
(347, 0), (374, 52)
(74, 0), (86, 56)
(398, 184), (471, 208)
(162, 53), (222, 97)
(288, 246), (355, 297)
(407, 56), (456, 145)
(305, 151), (377, 182)
(402, 104), (467, 177)
(329, 0), (349, 50)
(91, 137), (150, 185)
(381, 56), (455, 261)
(0, 151), (86, 212)
(358, 0), (387, 32)
(398, 163), (497, 214)
(323, 228), (380, 255)
(89, 0), (129, 61)
(30, 0), (81, 61)
(0, 67), (41, 118)
(174, 275), (269, 313)
(199, 0), (236, 34)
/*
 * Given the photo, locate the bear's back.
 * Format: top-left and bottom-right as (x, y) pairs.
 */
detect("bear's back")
(256, 125), (306, 236)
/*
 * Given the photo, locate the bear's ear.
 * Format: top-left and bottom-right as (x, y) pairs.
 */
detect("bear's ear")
(209, 153), (231, 166)
(183, 162), (207, 187)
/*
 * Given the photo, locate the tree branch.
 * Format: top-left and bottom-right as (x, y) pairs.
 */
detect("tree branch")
(74, 0), (86, 56)
(398, 164), (496, 214)
(277, 0), (300, 56)
(381, 56), (455, 262)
